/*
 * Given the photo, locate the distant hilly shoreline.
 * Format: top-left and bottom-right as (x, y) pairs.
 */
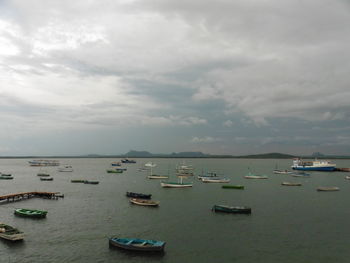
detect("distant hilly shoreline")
(1, 151), (350, 159)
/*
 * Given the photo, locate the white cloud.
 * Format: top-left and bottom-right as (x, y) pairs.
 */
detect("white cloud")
(191, 136), (222, 143)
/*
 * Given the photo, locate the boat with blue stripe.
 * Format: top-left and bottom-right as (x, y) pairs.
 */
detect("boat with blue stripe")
(291, 158), (336, 171)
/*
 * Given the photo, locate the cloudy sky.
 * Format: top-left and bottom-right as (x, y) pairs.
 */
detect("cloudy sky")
(0, 0), (350, 156)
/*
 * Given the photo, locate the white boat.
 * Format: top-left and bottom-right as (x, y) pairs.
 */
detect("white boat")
(0, 223), (24, 241)
(345, 176), (350, 180)
(202, 178), (230, 183)
(129, 198), (160, 207)
(176, 163), (194, 176)
(160, 176), (193, 188)
(58, 165), (73, 172)
(291, 158), (336, 171)
(317, 186), (340, 191)
(273, 169), (293, 174)
(28, 160), (60, 166)
(145, 162), (157, 168)
(148, 175), (169, 179)
(244, 172), (268, 179)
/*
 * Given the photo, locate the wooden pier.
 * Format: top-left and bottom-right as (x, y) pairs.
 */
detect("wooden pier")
(0, 191), (63, 204)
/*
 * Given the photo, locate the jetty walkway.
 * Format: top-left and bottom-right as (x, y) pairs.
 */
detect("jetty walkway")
(0, 191), (63, 204)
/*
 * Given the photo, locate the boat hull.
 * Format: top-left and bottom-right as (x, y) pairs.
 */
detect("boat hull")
(109, 238), (165, 252)
(212, 205), (251, 214)
(14, 209), (47, 218)
(160, 182), (193, 188)
(292, 166), (335, 171)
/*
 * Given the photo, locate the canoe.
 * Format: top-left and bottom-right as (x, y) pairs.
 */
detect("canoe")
(109, 237), (165, 252)
(281, 182), (302, 186)
(147, 175), (169, 179)
(126, 192), (152, 199)
(160, 181), (193, 188)
(14, 208), (48, 218)
(106, 169), (123, 173)
(0, 223), (24, 241)
(37, 173), (50, 177)
(317, 187), (340, 191)
(202, 178), (230, 183)
(71, 179), (85, 183)
(0, 175), (13, 180)
(130, 198), (159, 207)
(244, 175), (268, 179)
(40, 177), (53, 181)
(84, 180), (99, 184)
(212, 205), (251, 214)
(222, 185), (244, 189)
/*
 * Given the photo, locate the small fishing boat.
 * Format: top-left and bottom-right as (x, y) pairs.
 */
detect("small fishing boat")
(126, 192), (152, 199)
(290, 171), (310, 177)
(0, 175), (13, 180)
(121, 158), (136, 164)
(244, 175), (268, 179)
(58, 165), (73, 172)
(147, 175), (169, 179)
(202, 178), (230, 183)
(109, 237), (165, 252)
(130, 198), (159, 207)
(14, 208), (48, 218)
(345, 176), (350, 180)
(111, 161), (121, 166)
(37, 172), (50, 177)
(40, 177), (53, 181)
(106, 168), (123, 173)
(0, 173), (12, 176)
(273, 169), (293, 174)
(222, 185), (244, 189)
(281, 182), (302, 186)
(197, 172), (218, 181)
(317, 187), (339, 191)
(212, 205), (251, 214)
(161, 176), (193, 188)
(0, 223), (24, 241)
(71, 179), (85, 183)
(84, 180), (99, 185)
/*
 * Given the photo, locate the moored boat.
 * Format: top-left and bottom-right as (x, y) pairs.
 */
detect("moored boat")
(273, 169), (293, 174)
(160, 181), (193, 188)
(212, 205), (251, 214)
(317, 187), (339, 191)
(58, 165), (73, 172)
(28, 159), (59, 166)
(0, 175), (13, 180)
(37, 172), (50, 177)
(281, 182), (302, 186)
(121, 158), (136, 164)
(84, 180), (99, 185)
(202, 178), (230, 183)
(106, 168), (123, 173)
(0, 223), (24, 241)
(222, 185), (244, 189)
(126, 192), (152, 199)
(291, 158), (336, 171)
(109, 237), (165, 252)
(197, 172), (219, 180)
(14, 208), (48, 218)
(71, 179), (85, 183)
(111, 161), (121, 166)
(345, 176), (350, 180)
(130, 198), (159, 207)
(244, 172), (268, 179)
(40, 177), (53, 181)
(147, 175), (169, 179)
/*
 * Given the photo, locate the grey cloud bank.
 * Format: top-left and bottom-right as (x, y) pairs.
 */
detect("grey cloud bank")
(0, 0), (350, 156)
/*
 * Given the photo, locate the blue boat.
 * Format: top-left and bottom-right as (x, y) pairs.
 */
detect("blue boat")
(121, 159), (136, 164)
(109, 237), (165, 251)
(291, 158), (336, 171)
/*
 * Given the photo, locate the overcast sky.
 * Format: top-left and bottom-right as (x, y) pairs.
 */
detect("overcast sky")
(1, 0), (350, 156)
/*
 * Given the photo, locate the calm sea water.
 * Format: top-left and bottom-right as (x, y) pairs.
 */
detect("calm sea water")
(0, 158), (350, 263)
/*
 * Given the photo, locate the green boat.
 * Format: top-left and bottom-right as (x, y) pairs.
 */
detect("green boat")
(71, 179), (85, 183)
(222, 185), (244, 189)
(106, 169), (123, 173)
(14, 208), (48, 218)
(0, 175), (13, 180)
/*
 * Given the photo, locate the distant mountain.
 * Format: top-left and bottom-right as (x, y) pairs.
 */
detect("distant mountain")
(125, 150), (153, 157)
(237, 152), (296, 159)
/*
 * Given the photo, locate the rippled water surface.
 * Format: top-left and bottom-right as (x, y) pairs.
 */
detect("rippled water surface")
(0, 158), (350, 263)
